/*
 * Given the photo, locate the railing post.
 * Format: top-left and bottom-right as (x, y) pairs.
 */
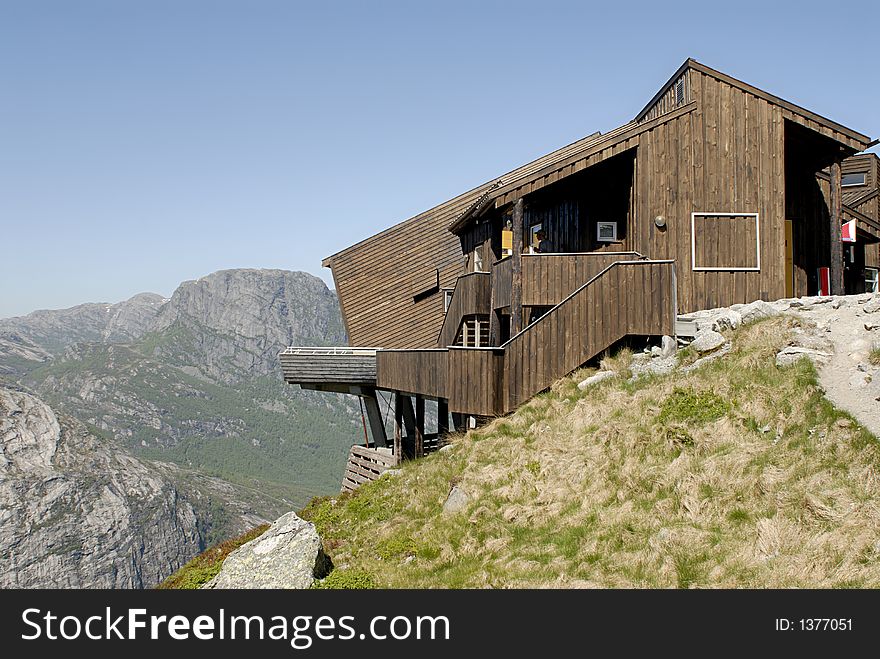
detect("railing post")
(511, 198), (524, 335)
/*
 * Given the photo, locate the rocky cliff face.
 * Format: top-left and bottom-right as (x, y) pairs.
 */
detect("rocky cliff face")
(0, 269), (359, 587)
(149, 269), (346, 383)
(0, 386), (201, 588)
(0, 293), (167, 354)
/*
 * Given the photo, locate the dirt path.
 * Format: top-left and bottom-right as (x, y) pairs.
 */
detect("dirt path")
(793, 296), (880, 437)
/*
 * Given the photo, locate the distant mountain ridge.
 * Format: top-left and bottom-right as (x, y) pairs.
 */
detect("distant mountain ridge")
(0, 268), (360, 588)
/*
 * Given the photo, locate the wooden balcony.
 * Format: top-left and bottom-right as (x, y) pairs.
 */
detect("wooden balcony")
(436, 272), (490, 347)
(492, 251), (646, 308)
(376, 259), (676, 416)
(280, 346), (377, 390)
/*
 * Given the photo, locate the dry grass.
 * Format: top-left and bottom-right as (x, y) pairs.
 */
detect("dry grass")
(301, 317), (880, 588)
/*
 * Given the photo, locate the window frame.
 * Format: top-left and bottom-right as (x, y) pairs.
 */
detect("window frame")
(841, 172), (867, 187)
(596, 221), (618, 242)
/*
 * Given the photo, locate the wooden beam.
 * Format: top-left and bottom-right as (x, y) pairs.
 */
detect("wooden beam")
(488, 261), (499, 346)
(830, 159), (844, 295)
(393, 393), (403, 460)
(451, 412), (467, 433)
(401, 395), (416, 459)
(362, 389), (387, 448)
(415, 395), (425, 458)
(511, 198), (524, 335)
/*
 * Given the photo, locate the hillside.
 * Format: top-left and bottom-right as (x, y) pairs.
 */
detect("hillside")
(1, 269), (359, 508)
(0, 385), (242, 588)
(297, 313), (880, 588)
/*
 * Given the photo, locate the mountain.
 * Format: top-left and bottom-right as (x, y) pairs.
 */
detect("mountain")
(0, 293), (167, 356)
(0, 385), (267, 588)
(0, 269), (362, 587)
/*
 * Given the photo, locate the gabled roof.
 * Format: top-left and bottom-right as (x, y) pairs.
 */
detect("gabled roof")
(637, 59), (872, 149)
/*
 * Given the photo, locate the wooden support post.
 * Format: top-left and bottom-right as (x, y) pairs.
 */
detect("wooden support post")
(362, 389), (387, 448)
(511, 198), (524, 335)
(438, 399), (449, 436)
(451, 412), (467, 432)
(393, 393), (403, 462)
(415, 395), (425, 458)
(488, 258), (499, 346)
(401, 395), (416, 459)
(830, 159), (844, 296)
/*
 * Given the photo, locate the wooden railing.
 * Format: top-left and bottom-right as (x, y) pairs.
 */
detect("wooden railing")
(499, 259), (674, 411)
(376, 349), (448, 398)
(436, 272), (491, 348)
(377, 260), (676, 417)
(492, 252), (645, 309)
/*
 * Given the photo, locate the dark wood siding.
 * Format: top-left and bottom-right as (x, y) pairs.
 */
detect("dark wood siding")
(376, 261), (676, 417)
(691, 214), (760, 270)
(638, 68), (693, 123)
(280, 350), (376, 385)
(376, 349), (448, 399)
(436, 272), (491, 347)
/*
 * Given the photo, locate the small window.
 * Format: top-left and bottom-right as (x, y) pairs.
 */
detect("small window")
(867, 268), (879, 293)
(442, 289), (454, 312)
(528, 223), (543, 253)
(597, 221), (618, 242)
(842, 172), (867, 187)
(675, 79), (685, 105)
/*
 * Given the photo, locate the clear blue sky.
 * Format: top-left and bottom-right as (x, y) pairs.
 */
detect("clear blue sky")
(2, 0), (878, 318)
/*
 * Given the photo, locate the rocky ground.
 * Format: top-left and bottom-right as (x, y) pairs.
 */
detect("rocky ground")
(668, 293), (880, 437)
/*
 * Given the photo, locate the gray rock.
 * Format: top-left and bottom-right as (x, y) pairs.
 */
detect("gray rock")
(631, 355), (677, 377)
(690, 330), (726, 353)
(740, 300), (778, 324)
(577, 370), (617, 390)
(0, 387), (203, 588)
(864, 299), (880, 314)
(442, 485), (469, 515)
(775, 346), (832, 368)
(681, 342), (732, 373)
(660, 335), (677, 358)
(865, 320), (880, 331)
(204, 512), (330, 589)
(650, 345), (663, 357)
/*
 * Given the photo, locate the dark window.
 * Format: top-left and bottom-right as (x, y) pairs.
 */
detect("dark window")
(842, 172), (867, 187)
(675, 79), (685, 105)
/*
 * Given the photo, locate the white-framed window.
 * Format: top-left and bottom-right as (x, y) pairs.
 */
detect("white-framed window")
(842, 172), (867, 187)
(442, 288), (454, 312)
(597, 221), (618, 242)
(691, 212), (761, 271)
(867, 268), (879, 293)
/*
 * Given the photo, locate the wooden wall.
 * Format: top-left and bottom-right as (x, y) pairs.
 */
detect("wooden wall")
(638, 68), (693, 124)
(376, 350), (448, 399)
(437, 272), (491, 347)
(632, 69), (788, 312)
(376, 261), (676, 417)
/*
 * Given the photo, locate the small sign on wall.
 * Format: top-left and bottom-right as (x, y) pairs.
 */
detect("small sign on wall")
(841, 219), (856, 243)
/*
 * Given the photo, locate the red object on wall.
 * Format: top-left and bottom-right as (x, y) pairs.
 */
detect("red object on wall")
(818, 267), (831, 296)
(841, 219), (857, 243)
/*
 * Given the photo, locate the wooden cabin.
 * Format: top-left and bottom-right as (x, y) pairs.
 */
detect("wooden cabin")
(281, 59), (877, 477)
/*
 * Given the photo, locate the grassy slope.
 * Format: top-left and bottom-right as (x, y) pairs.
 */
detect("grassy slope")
(300, 316), (880, 588)
(158, 524), (271, 589)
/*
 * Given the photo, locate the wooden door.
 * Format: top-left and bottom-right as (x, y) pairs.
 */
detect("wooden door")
(784, 220), (794, 298)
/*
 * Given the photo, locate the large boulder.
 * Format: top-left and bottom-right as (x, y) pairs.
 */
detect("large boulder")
(740, 300), (778, 324)
(690, 330), (726, 353)
(204, 512), (331, 589)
